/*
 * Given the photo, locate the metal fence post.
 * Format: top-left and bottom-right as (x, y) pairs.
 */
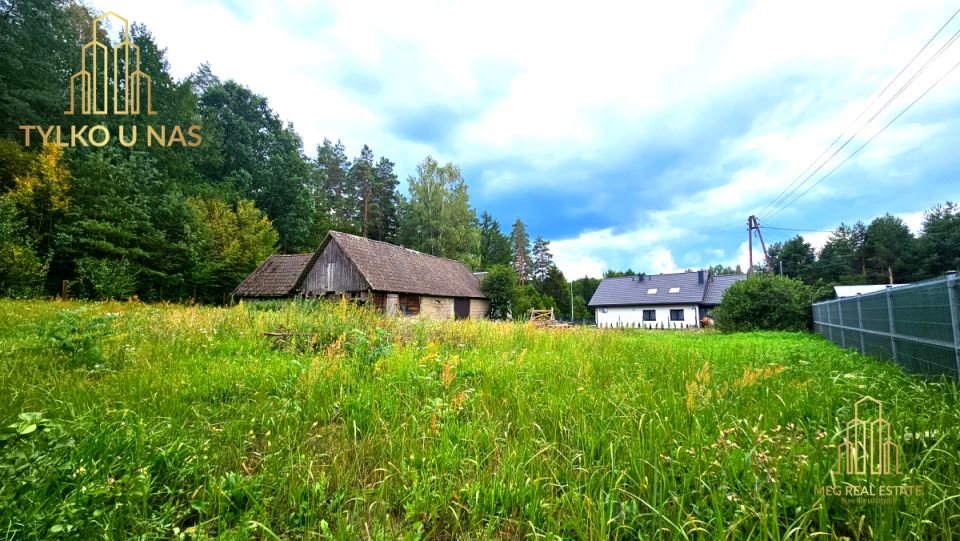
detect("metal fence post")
(838, 299), (846, 348)
(826, 300), (833, 342)
(856, 293), (865, 354)
(945, 272), (960, 380)
(886, 287), (898, 363)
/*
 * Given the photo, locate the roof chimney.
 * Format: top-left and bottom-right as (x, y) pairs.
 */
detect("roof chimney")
(637, 272), (645, 282)
(698, 270), (704, 284)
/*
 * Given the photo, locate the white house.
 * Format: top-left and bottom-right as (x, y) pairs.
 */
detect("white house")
(588, 270), (747, 328)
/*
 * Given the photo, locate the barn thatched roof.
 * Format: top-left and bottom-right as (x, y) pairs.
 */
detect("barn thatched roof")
(231, 232), (486, 299)
(326, 231), (485, 298)
(231, 254), (312, 298)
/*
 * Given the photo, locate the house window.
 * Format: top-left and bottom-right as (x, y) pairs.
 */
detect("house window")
(669, 287), (680, 293)
(643, 309), (656, 321)
(647, 288), (658, 294)
(670, 309), (684, 321)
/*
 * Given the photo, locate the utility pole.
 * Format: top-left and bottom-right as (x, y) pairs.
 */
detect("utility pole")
(746, 215), (772, 274)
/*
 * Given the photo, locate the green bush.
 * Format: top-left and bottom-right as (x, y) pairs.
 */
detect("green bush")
(44, 308), (116, 370)
(0, 198), (46, 298)
(511, 284), (554, 321)
(713, 274), (816, 332)
(479, 264), (516, 319)
(75, 257), (137, 300)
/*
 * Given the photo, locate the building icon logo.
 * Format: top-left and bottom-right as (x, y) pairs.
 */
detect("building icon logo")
(65, 11), (156, 116)
(835, 396), (902, 476)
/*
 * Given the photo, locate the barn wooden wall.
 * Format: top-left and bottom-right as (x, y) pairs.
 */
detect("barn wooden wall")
(469, 299), (490, 319)
(398, 294), (420, 316)
(301, 240), (369, 295)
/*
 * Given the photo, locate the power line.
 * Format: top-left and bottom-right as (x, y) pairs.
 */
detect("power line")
(767, 55), (960, 220)
(763, 225), (835, 234)
(755, 7), (960, 221)
(762, 25), (960, 221)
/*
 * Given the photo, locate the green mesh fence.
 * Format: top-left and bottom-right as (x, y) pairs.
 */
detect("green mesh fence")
(812, 274), (960, 381)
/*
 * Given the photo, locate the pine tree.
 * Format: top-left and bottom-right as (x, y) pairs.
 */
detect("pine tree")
(865, 214), (916, 283)
(315, 139), (354, 233)
(510, 218), (532, 285)
(479, 212), (513, 270)
(815, 223), (862, 283)
(531, 234), (553, 284)
(350, 144), (375, 237)
(918, 202), (960, 278)
(539, 264), (570, 317)
(370, 157), (400, 242)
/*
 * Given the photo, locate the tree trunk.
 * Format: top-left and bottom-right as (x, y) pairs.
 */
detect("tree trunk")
(362, 185), (370, 237)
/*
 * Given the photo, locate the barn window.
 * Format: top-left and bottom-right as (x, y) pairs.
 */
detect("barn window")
(647, 288), (658, 294)
(669, 287), (680, 293)
(642, 310), (656, 321)
(670, 309), (684, 321)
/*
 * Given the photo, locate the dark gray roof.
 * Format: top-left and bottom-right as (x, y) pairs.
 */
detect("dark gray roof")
(588, 272), (706, 307)
(702, 274), (748, 306)
(587, 271), (748, 308)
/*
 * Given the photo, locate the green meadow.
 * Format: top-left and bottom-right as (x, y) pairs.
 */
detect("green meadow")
(0, 299), (958, 540)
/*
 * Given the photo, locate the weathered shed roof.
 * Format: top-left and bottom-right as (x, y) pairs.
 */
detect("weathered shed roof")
(232, 254), (313, 298)
(326, 231), (486, 298)
(702, 274), (749, 306)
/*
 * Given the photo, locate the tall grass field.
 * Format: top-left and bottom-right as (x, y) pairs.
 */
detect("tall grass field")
(1, 299), (958, 539)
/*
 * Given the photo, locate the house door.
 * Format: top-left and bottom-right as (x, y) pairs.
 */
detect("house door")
(385, 294), (399, 316)
(454, 298), (470, 320)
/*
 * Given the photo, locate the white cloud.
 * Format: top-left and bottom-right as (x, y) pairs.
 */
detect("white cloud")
(900, 211), (927, 234)
(85, 0), (960, 273)
(649, 250), (680, 274)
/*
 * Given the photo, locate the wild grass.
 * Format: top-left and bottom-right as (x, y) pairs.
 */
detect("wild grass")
(0, 299), (958, 540)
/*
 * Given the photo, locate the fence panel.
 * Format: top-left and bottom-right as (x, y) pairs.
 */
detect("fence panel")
(812, 273), (960, 381)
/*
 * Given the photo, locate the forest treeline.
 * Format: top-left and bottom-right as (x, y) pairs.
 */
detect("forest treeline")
(0, 0), (577, 311)
(2, 1), (957, 317)
(760, 208), (960, 287)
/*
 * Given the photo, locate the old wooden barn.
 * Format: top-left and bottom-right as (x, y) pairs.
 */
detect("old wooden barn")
(232, 231), (490, 320)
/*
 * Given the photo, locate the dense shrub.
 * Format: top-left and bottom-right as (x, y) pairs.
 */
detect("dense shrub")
(0, 198), (45, 297)
(44, 308), (117, 370)
(75, 257), (137, 300)
(511, 285), (555, 321)
(713, 274), (816, 332)
(479, 264), (516, 319)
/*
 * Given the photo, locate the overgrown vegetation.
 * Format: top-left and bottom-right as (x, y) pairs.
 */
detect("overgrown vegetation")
(1, 299), (958, 539)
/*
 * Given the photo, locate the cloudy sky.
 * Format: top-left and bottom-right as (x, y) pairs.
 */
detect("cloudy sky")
(94, 0), (960, 277)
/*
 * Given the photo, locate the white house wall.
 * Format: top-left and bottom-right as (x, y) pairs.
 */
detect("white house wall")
(594, 305), (700, 328)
